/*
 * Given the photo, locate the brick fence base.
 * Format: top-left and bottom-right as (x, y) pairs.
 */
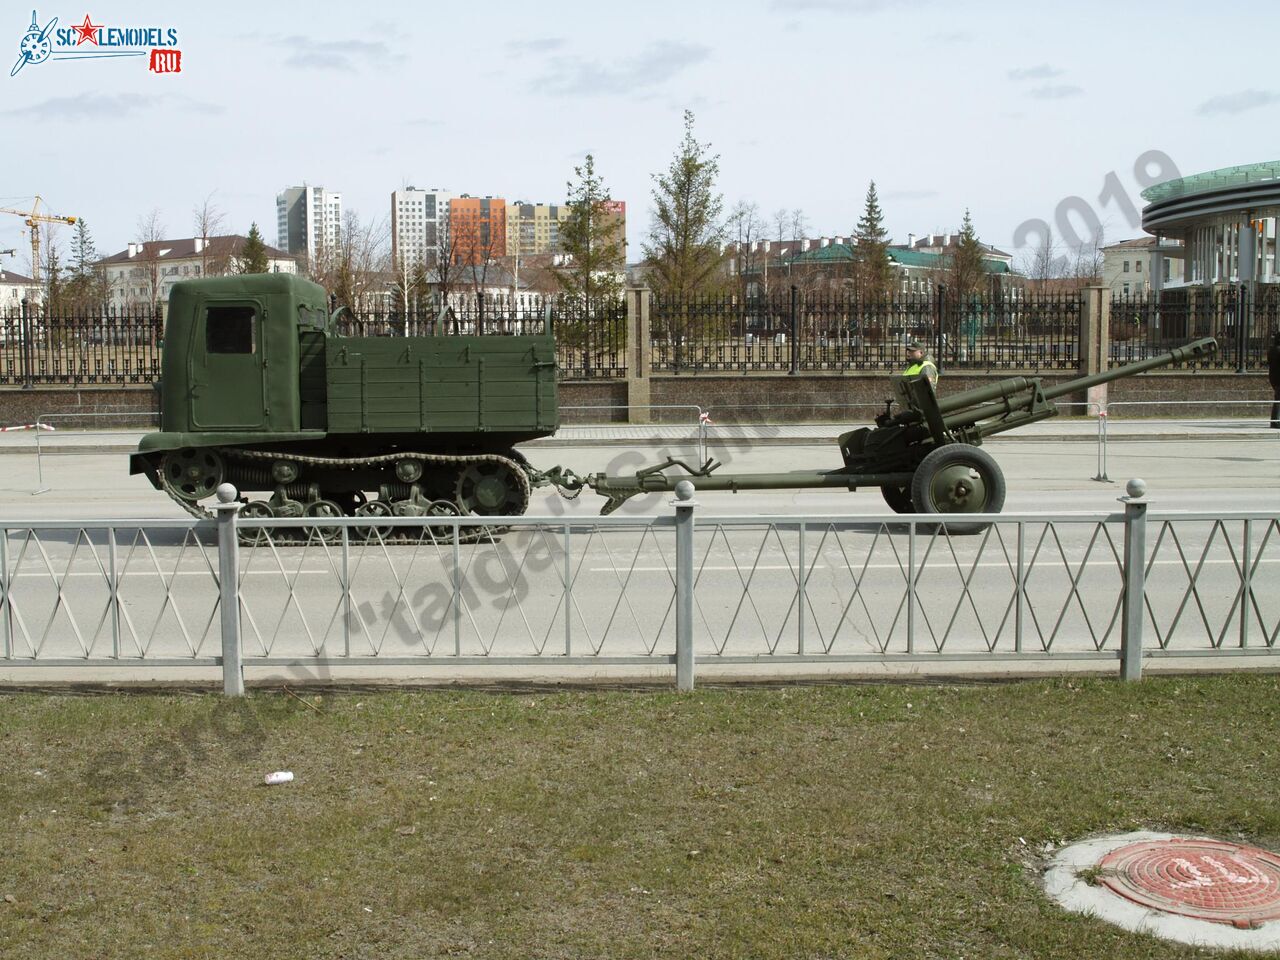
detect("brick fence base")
(0, 373), (1268, 430)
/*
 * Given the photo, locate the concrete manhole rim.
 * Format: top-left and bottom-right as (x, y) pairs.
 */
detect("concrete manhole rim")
(1044, 831), (1280, 951)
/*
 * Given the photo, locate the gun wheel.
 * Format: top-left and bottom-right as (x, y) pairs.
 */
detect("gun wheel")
(880, 485), (915, 514)
(910, 444), (1005, 535)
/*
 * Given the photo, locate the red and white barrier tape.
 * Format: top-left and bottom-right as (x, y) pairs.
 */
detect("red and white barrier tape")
(0, 423), (55, 433)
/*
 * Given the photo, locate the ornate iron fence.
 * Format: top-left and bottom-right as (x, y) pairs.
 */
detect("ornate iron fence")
(0, 304), (162, 386)
(0, 294), (628, 386)
(1109, 288), (1277, 371)
(301, 293), (627, 379)
(650, 290), (1083, 374)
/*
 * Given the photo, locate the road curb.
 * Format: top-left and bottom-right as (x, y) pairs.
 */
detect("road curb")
(2, 431), (1274, 456)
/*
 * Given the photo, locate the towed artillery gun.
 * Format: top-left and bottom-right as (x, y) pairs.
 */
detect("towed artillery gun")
(130, 274), (1215, 538)
(545, 338), (1219, 531)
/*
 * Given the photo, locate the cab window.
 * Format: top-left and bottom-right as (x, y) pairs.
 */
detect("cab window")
(206, 306), (257, 354)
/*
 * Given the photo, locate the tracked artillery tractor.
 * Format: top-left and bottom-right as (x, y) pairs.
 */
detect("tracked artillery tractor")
(546, 337), (1219, 532)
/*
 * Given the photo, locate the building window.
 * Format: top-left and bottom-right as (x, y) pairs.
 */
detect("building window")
(1123, 261), (1130, 272)
(1123, 282), (1130, 294)
(1135, 260), (1142, 273)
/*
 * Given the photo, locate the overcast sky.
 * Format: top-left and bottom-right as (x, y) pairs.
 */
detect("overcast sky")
(2, 0), (1276, 274)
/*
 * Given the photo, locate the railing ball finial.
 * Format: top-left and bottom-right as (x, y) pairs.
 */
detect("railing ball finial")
(215, 482), (239, 504)
(1125, 478), (1147, 499)
(674, 479), (696, 502)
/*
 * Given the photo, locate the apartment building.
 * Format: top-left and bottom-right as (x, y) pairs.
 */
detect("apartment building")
(449, 196), (506, 265)
(276, 185), (343, 260)
(391, 187), (453, 268)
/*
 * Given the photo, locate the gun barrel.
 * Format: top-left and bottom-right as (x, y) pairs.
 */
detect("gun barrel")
(1041, 337), (1217, 400)
(935, 377), (1035, 416)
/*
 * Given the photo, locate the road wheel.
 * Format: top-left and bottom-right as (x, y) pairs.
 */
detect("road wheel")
(303, 499), (344, 543)
(909, 444), (1005, 535)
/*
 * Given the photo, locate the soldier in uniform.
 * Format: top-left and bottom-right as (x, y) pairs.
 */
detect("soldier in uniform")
(902, 340), (938, 388)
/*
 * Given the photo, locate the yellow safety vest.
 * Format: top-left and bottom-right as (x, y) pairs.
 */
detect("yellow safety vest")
(901, 359), (938, 382)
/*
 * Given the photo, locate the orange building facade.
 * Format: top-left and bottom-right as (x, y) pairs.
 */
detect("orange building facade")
(448, 196), (507, 265)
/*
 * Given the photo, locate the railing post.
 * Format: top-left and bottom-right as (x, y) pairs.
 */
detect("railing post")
(0, 524), (10, 660)
(1237, 283), (1248, 374)
(20, 298), (33, 390)
(934, 284), (945, 376)
(108, 526), (120, 659)
(789, 285), (799, 375)
(1119, 478), (1149, 681)
(214, 483), (245, 696)
(672, 480), (697, 691)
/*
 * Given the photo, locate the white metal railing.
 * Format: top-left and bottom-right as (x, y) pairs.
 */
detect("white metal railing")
(1, 483), (1277, 690)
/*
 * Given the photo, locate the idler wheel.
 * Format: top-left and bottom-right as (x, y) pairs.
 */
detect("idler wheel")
(163, 448), (225, 501)
(909, 444), (1005, 535)
(455, 461), (524, 516)
(303, 498), (344, 543)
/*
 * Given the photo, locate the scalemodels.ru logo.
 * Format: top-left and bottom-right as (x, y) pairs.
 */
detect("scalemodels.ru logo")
(10, 9), (181, 77)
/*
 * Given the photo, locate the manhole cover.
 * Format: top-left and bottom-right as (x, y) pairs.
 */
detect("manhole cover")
(1045, 832), (1280, 950)
(1097, 838), (1280, 928)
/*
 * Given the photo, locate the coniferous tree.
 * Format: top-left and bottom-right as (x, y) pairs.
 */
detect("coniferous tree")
(66, 219), (107, 308)
(949, 209), (987, 298)
(43, 239), (65, 311)
(854, 181), (894, 297)
(557, 154), (625, 302)
(239, 223), (269, 274)
(642, 110), (725, 298)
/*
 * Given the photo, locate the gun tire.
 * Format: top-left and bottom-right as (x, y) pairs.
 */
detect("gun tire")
(880, 485), (915, 514)
(910, 444), (1005, 535)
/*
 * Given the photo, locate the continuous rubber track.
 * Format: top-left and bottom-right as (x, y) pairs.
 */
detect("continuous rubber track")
(159, 447), (531, 546)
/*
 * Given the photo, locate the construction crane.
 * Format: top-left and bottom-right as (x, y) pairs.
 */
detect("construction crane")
(0, 196), (77, 287)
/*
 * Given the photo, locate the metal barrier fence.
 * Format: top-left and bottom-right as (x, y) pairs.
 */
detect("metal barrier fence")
(2, 482), (1276, 691)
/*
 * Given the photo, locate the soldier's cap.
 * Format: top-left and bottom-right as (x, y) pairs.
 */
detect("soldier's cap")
(904, 340), (923, 351)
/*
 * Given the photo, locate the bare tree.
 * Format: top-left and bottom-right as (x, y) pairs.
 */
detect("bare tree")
(1068, 225), (1105, 286)
(429, 214), (465, 312)
(308, 211), (390, 310)
(727, 201), (765, 296)
(192, 192), (228, 277)
(133, 208), (168, 307)
(451, 207), (505, 325)
(1020, 232), (1064, 290)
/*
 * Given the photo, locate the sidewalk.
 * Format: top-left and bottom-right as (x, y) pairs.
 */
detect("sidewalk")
(0, 417), (1275, 455)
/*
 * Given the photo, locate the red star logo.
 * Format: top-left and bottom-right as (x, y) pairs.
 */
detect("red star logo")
(72, 14), (101, 45)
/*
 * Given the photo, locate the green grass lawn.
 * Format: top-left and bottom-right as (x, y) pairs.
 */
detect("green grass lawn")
(2, 676), (1278, 959)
